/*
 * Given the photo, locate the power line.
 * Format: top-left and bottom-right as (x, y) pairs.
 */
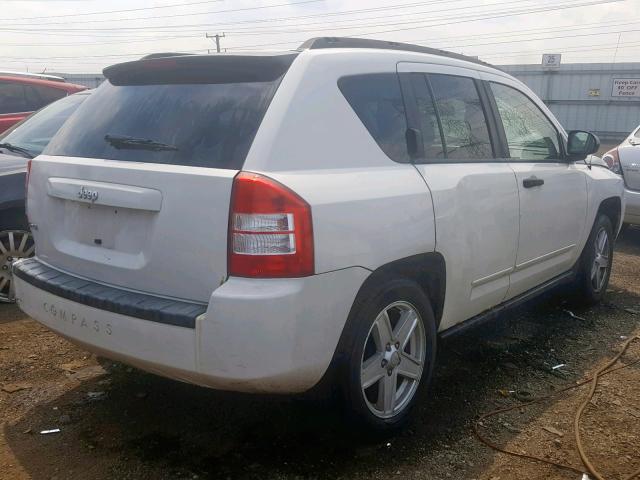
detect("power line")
(222, 0), (630, 50)
(1, 0), (326, 30)
(2, 0), (325, 28)
(142, 0), (617, 36)
(6, 0), (446, 27)
(479, 39), (640, 58)
(225, 19), (626, 50)
(358, 0), (625, 37)
(0, 0), (566, 32)
(6, 0), (466, 28)
(3, 0), (224, 21)
(409, 18), (640, 46)
(217, 0), (544, 33)
(221, 0), (624, 42)
(442, 28), (640, 50)
(2, 34), (200, 47)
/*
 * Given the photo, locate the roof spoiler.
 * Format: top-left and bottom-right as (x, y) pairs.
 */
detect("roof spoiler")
(104, 53), (298, 86)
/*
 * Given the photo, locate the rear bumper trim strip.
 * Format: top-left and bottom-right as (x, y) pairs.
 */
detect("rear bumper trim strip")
(13, 258), (204, 328)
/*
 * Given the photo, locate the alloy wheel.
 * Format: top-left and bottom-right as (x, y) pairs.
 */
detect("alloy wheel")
(360, 301), (427, 419)
(590, 227), (610, 293)
(0, 230), (35, 302)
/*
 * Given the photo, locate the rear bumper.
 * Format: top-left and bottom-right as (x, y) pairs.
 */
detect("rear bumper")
(13, 258), (369, 393)
(624, 187), (640, 225)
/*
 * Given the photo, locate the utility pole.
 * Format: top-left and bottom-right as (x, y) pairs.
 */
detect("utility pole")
(206, 33), (225, 53)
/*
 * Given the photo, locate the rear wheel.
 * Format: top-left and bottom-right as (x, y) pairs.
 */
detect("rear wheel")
(575, 214), (614, 305)
(340, 278), (436, 432)
(0, 230), (35, 303)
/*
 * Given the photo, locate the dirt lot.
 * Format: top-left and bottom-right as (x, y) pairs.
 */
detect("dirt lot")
(1, 228), (639, 480)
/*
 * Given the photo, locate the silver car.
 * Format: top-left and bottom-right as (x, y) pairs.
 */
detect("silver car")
(602, 127), (640, 227)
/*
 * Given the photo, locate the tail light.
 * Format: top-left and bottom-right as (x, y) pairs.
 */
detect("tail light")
(602, 148), (622, 175)
(228, 172), (314, 278)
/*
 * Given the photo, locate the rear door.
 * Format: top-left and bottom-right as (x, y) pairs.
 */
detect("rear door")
(28, 54), (295, 303)
(398, 63), (520, 330)
(485, 78), (588, 298)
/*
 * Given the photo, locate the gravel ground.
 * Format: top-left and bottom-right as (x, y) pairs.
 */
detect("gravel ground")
(1, 227), (639, 480)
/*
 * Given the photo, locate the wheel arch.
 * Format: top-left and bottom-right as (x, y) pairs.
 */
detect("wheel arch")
(597, 196), (622, 233)
(310, 253), (445, 400)
(355, 253), (447, 329)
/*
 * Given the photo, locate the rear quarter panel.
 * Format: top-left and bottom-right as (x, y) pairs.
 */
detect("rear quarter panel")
(244, 51), (437, 274)
(584, 165), (626, 237)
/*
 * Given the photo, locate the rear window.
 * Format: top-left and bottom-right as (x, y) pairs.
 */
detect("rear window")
(45, 76), (282, 169)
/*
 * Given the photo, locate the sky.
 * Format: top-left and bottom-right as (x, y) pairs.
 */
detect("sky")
(1, 0), (639, 74)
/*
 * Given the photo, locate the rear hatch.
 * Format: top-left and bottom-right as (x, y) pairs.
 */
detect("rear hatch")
(619, 143), (640, 191)
(28, 53), (296, 302)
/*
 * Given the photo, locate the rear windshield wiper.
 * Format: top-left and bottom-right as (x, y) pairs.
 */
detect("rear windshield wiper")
(104, 134), (178, 152)
(0, 142), (34, 159)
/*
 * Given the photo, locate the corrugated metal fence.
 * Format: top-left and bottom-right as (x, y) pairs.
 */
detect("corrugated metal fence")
(53, 73), (105, 89)
(56, 62), (640, 141)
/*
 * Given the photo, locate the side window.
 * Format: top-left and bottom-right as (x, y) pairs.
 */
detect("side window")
(490, 82), (560, 161)
(30, 85), (67, 108)
(410, 73), (445, 159)
(338, 73), (410, 163)
(428, 74), (494, 160)
(0, 81), (30, 114)
(634, 128), (640, 139)
(23, 85), (44, 111)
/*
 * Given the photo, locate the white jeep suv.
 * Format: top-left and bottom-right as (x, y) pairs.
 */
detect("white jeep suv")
(14, 38), (624, 430)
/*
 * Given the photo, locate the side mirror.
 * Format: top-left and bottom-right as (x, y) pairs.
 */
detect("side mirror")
(567, 130), (600, 161)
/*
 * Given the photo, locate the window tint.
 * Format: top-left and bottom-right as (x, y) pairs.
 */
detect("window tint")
(410, 73), (445, 159)
(29, 85), (67, 109)
(0, 82), (30, 114)
(0, 93), (87, 157)
(428, 74), (493, 160)
(46, 79), (281, 169)
(490, 82), (560, 161)
(338, 74), (409, 163)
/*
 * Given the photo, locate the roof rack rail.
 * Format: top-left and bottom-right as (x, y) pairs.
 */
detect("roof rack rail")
(298, 37), (495, 69)
(0, 70), (66, 82)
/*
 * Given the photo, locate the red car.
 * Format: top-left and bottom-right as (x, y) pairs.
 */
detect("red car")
(0, 72), (87, 133)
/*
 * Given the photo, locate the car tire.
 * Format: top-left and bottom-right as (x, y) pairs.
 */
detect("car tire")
(339, 277), (437, 432)
(575, 213), (614, 305)
(0, 212), (34, 302)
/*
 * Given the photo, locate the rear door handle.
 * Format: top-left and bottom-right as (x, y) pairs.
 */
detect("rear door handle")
(523, 176), (544, 188)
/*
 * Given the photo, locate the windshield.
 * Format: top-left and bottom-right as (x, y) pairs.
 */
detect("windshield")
(0, 93), (87, 157)
(45, 78), (282, 170)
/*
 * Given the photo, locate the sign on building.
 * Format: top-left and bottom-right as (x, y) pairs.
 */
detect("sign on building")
(612, 78), (640, 97)
(542, 54), (561, 68)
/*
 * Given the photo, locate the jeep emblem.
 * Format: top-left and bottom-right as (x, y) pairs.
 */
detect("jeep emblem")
(77, 186), (99, 203)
